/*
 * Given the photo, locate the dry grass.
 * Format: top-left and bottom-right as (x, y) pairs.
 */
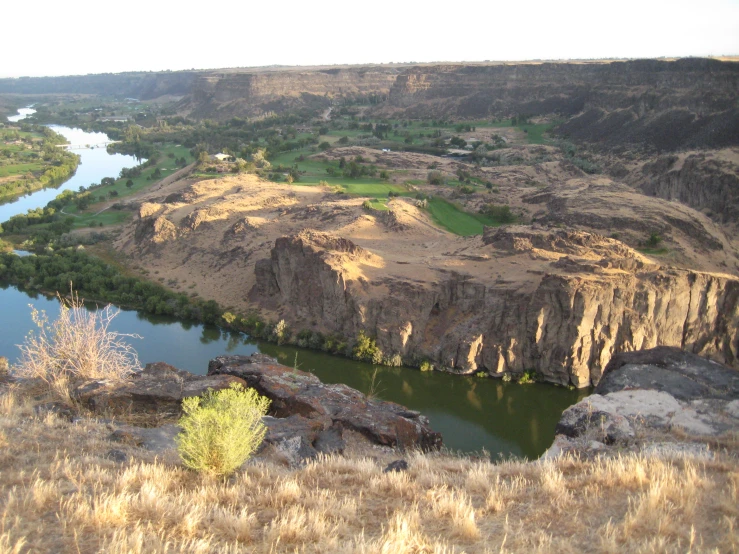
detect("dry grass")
(0, 388), (737, 553)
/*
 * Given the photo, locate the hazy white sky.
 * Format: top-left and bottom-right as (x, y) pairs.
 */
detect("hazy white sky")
(3, 0), (738, 77)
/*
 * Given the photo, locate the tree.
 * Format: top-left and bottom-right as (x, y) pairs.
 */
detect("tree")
(338, 136), (349, 145)
(126, 179), (134, 189)
(319, 141), (331, 150)
(427, 171), (445, 185)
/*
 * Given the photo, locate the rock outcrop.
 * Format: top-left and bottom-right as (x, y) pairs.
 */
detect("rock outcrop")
(254, 227), (739, 387)
(523, 178), (736, 265)
(626, 149), (739, 224)
(546, 347), (739, 458)
(71, 362), (245, 418)
(71, 355), (441, 457)
(207, 353), (442, 451)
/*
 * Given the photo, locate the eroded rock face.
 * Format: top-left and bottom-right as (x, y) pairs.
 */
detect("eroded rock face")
(254, 228), (739, 387)
(629, 150), (739, 224)
(207, 353), (442, 451)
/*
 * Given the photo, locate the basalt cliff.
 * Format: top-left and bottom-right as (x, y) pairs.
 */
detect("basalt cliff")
(254, 227), (738, 387)
(3, 59), (737, 151)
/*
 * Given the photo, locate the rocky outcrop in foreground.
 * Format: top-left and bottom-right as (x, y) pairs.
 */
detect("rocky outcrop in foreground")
(546, 347), (739, 458)
(207, 354), (442, 452)
(71, 355), (442, 458)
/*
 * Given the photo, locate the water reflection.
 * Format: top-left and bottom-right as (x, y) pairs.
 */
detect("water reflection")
(0, 283), (588, 458)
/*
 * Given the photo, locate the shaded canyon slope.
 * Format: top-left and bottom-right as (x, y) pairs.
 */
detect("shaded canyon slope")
(4, 58), (737, 151)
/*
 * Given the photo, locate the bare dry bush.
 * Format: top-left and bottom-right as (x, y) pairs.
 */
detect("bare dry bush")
(12, 292), (140, 400)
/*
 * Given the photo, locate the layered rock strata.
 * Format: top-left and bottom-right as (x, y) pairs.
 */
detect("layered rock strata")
(254, 228), (739, 387)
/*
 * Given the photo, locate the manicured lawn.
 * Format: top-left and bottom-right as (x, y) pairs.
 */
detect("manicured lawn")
(0, 163), (44, 177)
(365, 199), (390, 211)
(344, 183), (405, 197)
(425, 197), (503, 236)
(72, 210), (131, 229)
(517, 122), (557, 145)
(269, 149), (402, 194)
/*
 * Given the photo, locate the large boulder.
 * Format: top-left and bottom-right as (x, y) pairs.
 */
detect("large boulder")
(547, 347), (739, 458)
(208, 353), (443, 451)
(596, 346), (739, 401)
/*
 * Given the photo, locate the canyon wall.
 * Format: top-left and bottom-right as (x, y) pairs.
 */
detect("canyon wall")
(383, 59), (739, 150)
(625, 150), (739, 224)
(5, 60), (737, 151)
(186, 67), (401, 118)
(254, 229), (739, 388)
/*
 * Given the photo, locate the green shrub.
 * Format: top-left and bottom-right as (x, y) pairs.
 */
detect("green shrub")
(352, 330), (382, 363)
(645, 232), (662, 248)
(176, 384), (271, 478)
(517, 370), (538, 385)
(479, 203), (515, 223)
(427, 171), (445, 185)
(383, 353), (403, 367)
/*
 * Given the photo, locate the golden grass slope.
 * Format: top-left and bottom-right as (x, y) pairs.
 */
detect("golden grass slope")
(1, 388), (737, 553)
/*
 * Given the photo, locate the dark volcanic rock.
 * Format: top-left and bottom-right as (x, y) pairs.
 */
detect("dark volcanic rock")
(208, 353), (442, 451)
(555, 407), (634, 444)
(105, 449), (128, 463)
(596, 346), (739, 401)
(72, 362), (246, 417)
(314, 426), (346, 455)
(384, 459), (409, 473)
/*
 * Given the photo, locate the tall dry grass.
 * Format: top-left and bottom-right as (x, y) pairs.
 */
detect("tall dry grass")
(0, 387), (737, 553)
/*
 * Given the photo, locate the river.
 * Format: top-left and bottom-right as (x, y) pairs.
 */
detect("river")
(0, 112), (141, 222)
(1, 106), (587, 458)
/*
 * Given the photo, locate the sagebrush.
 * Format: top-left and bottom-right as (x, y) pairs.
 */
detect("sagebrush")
(176, 383), (271, 478)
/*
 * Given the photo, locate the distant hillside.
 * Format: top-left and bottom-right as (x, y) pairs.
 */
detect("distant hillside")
(2, 59), (737, 151)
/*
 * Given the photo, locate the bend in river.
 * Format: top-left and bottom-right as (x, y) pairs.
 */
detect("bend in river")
(0, 110), (141, 221)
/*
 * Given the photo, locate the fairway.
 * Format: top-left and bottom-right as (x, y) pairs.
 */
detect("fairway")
(270, 148), (406, 196)
(426, 197), (503, 236)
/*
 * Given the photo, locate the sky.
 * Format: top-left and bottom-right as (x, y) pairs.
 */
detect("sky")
(3, 0), (739, 78)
